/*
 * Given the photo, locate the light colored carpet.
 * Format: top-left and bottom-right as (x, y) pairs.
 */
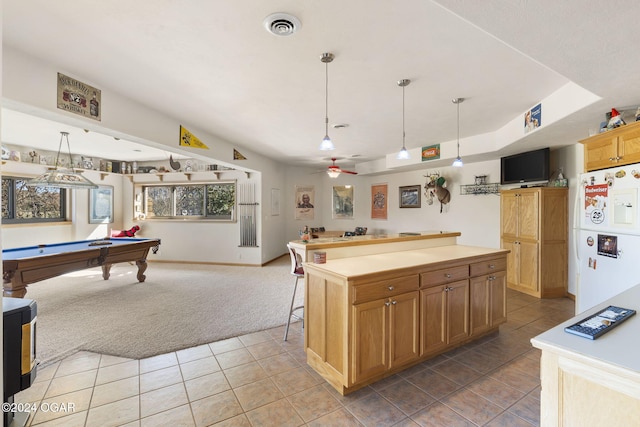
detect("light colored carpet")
(22, 256), (302, 366)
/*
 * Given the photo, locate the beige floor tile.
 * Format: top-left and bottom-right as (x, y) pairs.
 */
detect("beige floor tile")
(55, 352), (101, 377)
(15, 378), (49, 403)
(246, 339), (286, 360)
(287, 384), (342, 422)
(140, 364), (183, 394)
(140, 383), (188, 418)
(28, 410), (88, 427)
(185, 371), (231, 402)
(190, 389), (244, 426)
(233, 377), (284, 412)
(180, 355), (221, 381)
(307, 407), (363, 427)
(237, 330), (272, 347)
(271, 366), (323, 396)
(211, 414), (252, 426)
(30, 388), (93, 425)
(346, 392), (407, 426)
(410, 402), (476, 427)
(244, 398), (304, 427)
(257, 352), (300, 376)
(208, 337), (244, 355)
(139, 352), (178, 374)
(95, 360), (139, 385)
(140, 404), (195, 427)
(85, 395), (139, 427)
(429, 359), (482, 386)
(223, 361), (268, 389)
(484, 411), (536, 427)
(440, 387), (503, 425)
(45, 369), (98, 398)
(215, 348), (255, 370)
(176, 344), (213, 364)
(34, 363), (59, 383)
(100, 354), (134, 368)
(377, 379), (436, 416)
(405, 369), (462, 400)
(90, 376), (139, 408)
(464, 376), (525, 409)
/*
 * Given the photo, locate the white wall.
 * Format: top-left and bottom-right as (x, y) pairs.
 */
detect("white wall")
(285, 159), (503, 249)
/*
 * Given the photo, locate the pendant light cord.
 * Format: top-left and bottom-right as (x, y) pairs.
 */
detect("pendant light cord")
(456, 100), (460, 155)
(325, 60), (329, 135)
(402, 84), (406, 149)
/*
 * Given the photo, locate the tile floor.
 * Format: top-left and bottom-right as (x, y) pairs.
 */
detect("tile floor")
(14, 289), (575, 427)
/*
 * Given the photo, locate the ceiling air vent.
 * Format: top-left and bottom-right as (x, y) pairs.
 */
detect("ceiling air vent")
(263, 13), (301, 36)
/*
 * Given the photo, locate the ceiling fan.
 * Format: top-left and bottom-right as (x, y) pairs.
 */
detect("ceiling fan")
(326, 157), (358, 178)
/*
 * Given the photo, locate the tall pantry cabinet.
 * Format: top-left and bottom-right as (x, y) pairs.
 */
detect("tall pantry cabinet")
(500, 187), (568, 298)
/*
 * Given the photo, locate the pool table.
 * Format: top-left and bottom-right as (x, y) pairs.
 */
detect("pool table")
(2, 237), (161, 298)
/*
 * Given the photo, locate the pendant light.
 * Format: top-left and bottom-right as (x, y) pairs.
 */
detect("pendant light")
(319, 52), (336, 151)
(452, 97), (465, 167)
(26, 131), (99, 189)
(396, 79), (411, 160)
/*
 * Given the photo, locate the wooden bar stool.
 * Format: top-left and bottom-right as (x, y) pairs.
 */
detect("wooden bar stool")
(284, 243), (304, 341)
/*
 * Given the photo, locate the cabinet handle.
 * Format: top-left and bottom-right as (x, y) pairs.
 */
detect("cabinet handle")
(385, 301), (391, 306)
(388, 286), (394, 291)
(616, 156), (622, 161)
(445, 273), (452, 279)
(488, 264), (495, 269)
(609, 157), (615, 161)
(488, 275), (496, 281)
(391, 300), (397, 305)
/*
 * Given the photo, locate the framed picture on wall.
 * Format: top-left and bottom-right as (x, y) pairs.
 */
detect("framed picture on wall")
(89, 186), (114, 223)
(399, 185), (421, 208)
(371, 183), (388, 220)
(295, 185), (315, 220)
(332, 185), (354, 219)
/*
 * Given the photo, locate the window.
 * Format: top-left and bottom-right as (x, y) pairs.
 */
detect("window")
(1, 177), (67, 223)
(143, 182), (235, 220)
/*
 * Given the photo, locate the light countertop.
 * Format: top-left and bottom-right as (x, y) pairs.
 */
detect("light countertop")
(304, 244), (508, 279)
(531, 283), (640, 374)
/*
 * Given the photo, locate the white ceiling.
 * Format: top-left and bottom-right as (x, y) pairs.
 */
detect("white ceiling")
(2, 1), (640, 170)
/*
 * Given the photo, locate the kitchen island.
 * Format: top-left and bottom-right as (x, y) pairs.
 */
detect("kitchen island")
(531, 284), (640, 426)
(290, 230), (460, 262)
(303, 244), (509, 394)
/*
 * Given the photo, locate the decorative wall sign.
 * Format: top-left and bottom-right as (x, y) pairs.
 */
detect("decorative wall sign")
(421, 144), (441, 161)
(371, 183), (388, 220)
(525, 103), (542, 133)
(57, 73), (101, 121)
(89, 186), (113, 224)
(179, 125), (209, 149)
(332, 185), (354, 219)
(295, 185), (314, 220)
(399, 185), (421, 208)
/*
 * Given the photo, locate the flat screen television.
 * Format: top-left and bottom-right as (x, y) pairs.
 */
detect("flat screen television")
(500, 147), (550, 185)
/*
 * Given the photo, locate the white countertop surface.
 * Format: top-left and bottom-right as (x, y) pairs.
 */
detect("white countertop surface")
(304, 244), (507, 278)
(531, 283), (640, 373)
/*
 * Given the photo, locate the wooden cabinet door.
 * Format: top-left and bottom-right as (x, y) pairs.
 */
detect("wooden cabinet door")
(618, 129), (640, 165)
(501, 192), (519, 239)
(584, 137), (618, 171)
(352, 299), (387, 384)
(501, 238), (519, 288)
(388, 291), (420, 369)
(470, 271), (507, 336)
(446, 280), (469, 345)
(420, 285), (447, 356)
(517, 191), (539, 241)
(518, 240), (539, 293)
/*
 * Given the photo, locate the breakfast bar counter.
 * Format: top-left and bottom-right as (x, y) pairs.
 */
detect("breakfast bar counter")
(531, 284), (640, 426)
(290, 230), (461, 262)
(303, 243), (509, 394)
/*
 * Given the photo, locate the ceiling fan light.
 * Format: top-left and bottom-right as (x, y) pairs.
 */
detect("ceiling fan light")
(396, 146), (410, 160)
(452, 156), (464, 167)
(319, 135), (335, 151)
(327, 169), (340, 178)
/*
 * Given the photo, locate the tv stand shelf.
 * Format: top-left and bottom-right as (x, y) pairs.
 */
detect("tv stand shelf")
(460, 183), (500, 195)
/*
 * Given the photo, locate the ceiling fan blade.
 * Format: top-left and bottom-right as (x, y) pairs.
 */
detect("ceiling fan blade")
(340, 170), (358, 175)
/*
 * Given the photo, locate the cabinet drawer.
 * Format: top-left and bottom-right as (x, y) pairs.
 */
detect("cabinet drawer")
(353, 275), (419, 304)
(420, 265), (469, 288)
(470, 257), (507, 277)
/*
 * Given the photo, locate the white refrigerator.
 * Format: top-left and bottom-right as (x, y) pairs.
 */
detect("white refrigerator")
(575, 163), (640, 313)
